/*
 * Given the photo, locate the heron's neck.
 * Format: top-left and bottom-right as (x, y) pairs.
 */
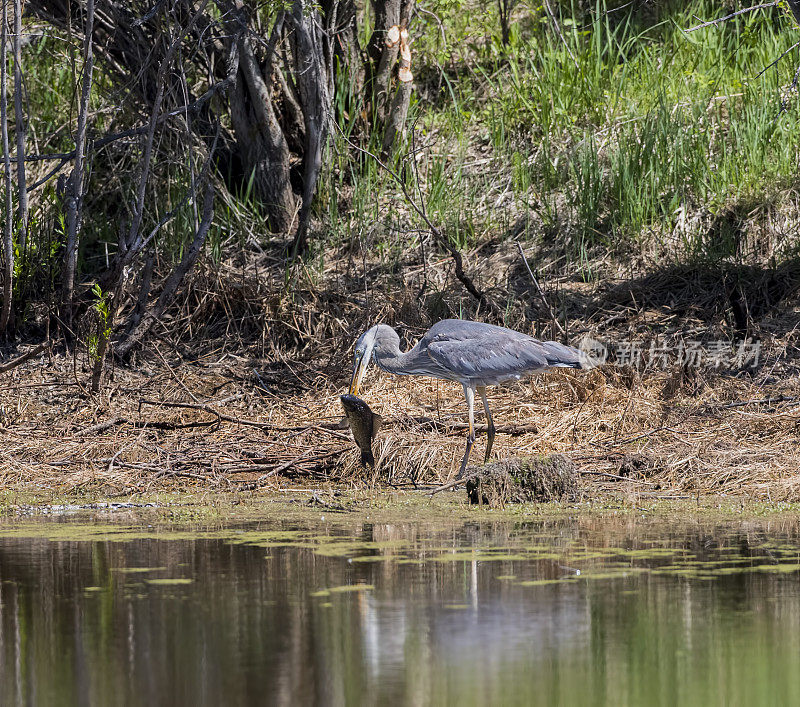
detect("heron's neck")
(373, 341), (412, 375)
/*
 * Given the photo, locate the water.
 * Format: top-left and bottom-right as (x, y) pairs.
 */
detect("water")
(1, 513), (800, 706)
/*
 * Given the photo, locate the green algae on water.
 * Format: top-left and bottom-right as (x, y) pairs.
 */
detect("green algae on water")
(145, 578), (193, 586)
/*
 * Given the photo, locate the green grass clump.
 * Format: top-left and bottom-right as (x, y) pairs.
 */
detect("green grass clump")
(347, 0), (800, 264)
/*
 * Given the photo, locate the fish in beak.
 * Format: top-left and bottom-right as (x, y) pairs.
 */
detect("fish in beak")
(339, 394), (382, 466)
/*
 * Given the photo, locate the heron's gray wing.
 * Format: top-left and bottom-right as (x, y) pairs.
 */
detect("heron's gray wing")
(426, 337), (551, 385)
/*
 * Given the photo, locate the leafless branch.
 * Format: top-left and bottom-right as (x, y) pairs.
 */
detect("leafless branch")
(516, 241), (566, 338)
(0, 3), (12, 334)
(115, 182), (215, 358)
(0, 341), (49, 372)
(13, 0), (26, 251)
(684, 2), (778, 33)
(62, 0), (95, 327)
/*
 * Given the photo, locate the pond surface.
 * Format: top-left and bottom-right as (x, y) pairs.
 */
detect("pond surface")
(1, 511), (800, 705)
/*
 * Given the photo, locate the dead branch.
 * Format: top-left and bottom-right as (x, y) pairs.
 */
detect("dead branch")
(332, 119), (503, 317)
(684, 2), (778, 33)
(62, 0), (95, 326)
(74, 416), (128, 436)
(516, 241), (566, 338)
(137, 395), (271, 428)
(114, 182), (215, 358)
(12, 0), (26, 251)
(0, 3), (11, 334)
(0, 341), (49, 372)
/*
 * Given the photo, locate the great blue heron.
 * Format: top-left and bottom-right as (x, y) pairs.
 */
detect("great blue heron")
(349, 319), (588, 475)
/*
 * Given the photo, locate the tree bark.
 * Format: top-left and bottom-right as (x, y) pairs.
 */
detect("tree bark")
(381, 0), (415, 158)
(230, 32), (297, 234)
(0, 3), (12, 334)
(367, 0), (402, 123)
(288, 0), (333, 256)
(787, 0), (800, 26)
(13, 0), (26, 251)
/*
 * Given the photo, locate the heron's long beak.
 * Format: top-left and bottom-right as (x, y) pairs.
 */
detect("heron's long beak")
(349, 351), (365, 396)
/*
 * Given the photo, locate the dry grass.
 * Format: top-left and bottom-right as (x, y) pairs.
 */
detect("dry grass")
(3, 334), (800, 501)
(3, 235), (800, 501)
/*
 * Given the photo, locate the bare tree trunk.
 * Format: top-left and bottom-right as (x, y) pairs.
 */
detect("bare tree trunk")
(787, 0), (800, 25)
(61, 0), (94, 328)
(374, 0), (415, 160)
(381, 78), (412, 158)
(230, 32), (297, 234)
(367, 0), (402, 123)
(0, 3), (12, 335)
(288, 0), (333, 256)
(324, 0), (361, 88)
(381, 0), (415, 158)
(497, 0), (513, 46)
(12, 0), (26, 252)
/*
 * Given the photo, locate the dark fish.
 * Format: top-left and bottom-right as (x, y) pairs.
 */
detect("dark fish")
(339, 394), (382, 467)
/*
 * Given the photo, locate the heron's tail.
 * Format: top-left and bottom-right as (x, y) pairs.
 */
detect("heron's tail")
(542, 341), (594, 369)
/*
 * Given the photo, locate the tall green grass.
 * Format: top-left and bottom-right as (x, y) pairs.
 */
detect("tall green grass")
(387, 0), (800, 264)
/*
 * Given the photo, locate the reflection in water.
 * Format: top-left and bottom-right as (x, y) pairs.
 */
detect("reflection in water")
(1, 517), (800, 705)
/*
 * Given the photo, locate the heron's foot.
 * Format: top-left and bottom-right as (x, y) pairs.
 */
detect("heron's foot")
(483, 424), (496, 464)
(458, 434), (475, 478)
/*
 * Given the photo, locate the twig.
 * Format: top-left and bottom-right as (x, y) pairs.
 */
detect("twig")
(153, 345), (199, 402)
(75, 416), (128, 436)
(754, 40), (800, 78)
(578, 470), (657, 485)
(716, 395), (800, 410)
(394, 415), (538, 436)
(331, 119), (503, 317)
(543, 0), (579, 70)
(0, 341), (49, 372)
(429, 467), (485, 495)
(684, 2), (778, 33)
(138, 397), (273, 429)
(516, 242), (566, 337)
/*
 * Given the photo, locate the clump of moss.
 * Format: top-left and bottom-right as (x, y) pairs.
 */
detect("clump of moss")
(465, 455), (579, 507)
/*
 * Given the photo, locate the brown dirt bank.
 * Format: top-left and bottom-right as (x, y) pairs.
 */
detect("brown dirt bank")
(4, 238), (800, 500)
(2, 322), (800, 501)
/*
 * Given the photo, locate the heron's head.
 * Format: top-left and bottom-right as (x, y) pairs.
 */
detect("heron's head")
(348, 324), (399, 395)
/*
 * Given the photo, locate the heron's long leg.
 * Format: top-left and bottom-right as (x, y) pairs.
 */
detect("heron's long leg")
(477, 386), (495, 463)
(458, 384), (475, 478)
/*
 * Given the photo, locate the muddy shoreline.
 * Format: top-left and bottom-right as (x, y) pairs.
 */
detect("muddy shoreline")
(2, 487), (800, 529)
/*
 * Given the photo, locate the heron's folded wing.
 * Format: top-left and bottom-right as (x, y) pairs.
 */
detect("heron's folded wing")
(426, 338), (550, 383)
